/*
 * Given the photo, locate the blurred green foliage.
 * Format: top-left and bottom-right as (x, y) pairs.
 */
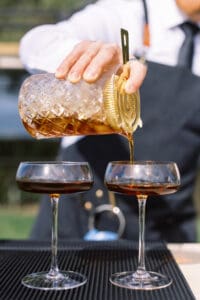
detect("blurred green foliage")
(0, 206), (37, 238)
(0, 0), (96, 41)
(0, 0), (94, 10)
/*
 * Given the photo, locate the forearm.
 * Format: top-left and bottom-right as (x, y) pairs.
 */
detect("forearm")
(19, 24), (80, 74)
(19, 2), (122, 74)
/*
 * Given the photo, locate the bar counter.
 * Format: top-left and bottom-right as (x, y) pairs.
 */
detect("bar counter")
(0, 240), (198, 299)
(168, 243), (200, 299)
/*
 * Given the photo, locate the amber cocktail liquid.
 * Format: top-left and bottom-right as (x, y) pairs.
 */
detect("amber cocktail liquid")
(17, 179), (94, 194)
(106, 182), (179, 197)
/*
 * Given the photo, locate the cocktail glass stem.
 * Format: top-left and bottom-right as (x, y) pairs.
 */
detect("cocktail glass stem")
(136, 195), (147, 276)
(48, 194), (60, 278)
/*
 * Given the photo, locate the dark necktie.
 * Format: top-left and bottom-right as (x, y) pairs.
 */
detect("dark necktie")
(177, 21), (199, 69)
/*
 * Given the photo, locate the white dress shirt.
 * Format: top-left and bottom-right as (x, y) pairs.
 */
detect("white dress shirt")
(19, 0), (200, 147)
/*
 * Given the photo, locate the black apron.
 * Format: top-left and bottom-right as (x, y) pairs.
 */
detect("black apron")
(30, 61), (200, 242)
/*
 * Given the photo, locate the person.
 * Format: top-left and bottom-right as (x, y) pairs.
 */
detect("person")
(19, 0), (200, 242)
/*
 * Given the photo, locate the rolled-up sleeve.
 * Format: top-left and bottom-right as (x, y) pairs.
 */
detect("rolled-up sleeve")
(19, 24), (79, 74)
(19, 1), (119, 74)
(19, 0), (142, 74)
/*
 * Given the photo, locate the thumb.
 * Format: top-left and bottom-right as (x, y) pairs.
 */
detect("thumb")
(125, 58), (147, 94)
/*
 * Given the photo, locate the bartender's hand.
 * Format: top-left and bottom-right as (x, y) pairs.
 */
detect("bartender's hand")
(55, 40), (147, 94)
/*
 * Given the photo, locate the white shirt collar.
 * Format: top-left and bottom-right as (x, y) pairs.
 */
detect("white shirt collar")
(148, 0), (188, 30)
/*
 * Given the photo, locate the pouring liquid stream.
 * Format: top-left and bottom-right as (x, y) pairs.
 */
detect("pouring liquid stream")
(128, 134), (134, 163)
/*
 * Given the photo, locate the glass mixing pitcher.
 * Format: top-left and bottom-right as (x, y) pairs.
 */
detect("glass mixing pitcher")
(18, 70), (142, 140)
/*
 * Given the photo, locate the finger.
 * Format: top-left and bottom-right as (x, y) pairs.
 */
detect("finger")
(67, 41), (103, 83)
(125, 58), (147, 94)
(55, 40), (92, 79)
(116, 64), (130, 93)
(83, 43), (121, 83)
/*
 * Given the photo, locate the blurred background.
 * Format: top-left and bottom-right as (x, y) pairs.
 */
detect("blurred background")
(0, 0), (199, 241)
(0, 0), (96, 239)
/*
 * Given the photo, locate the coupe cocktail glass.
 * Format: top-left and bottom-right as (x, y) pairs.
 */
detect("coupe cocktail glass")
(16, 161), (93, 290)
(105, 160), (180, 290)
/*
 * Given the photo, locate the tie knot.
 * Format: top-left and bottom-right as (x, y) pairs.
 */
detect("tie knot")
(180, 21), (199, 37)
